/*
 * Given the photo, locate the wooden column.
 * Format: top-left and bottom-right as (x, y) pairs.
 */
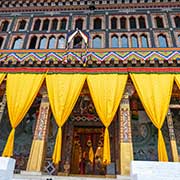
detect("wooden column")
(0, 93), (6, 124)
(119, 90), (133, 175)
(26, 89), (51, 172)
(167, 108), (179, 162)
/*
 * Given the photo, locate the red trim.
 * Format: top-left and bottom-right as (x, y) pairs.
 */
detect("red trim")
(0, 67), (180, 73)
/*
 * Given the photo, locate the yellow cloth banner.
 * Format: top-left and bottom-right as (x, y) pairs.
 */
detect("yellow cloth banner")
(130, 73), (174, 161)
(2, 73), (44, 157)
(87, 74), (128, 164)
(0, 73), (5, 85)
(46, 74), (86, 164)
(175, 75), (180, 89)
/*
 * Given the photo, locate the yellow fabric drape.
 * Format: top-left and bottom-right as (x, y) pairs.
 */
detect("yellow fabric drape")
(175, 75), (180, 89)
(46, 74), (86, 164)
(87, 74), (128, 164)
(130, 73), (174, 161)
(0, 73), (5, 85)
(89, 146), (94, 163)
(2, 73), (44, 157)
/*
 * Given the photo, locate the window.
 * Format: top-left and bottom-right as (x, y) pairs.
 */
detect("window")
(51, 19), (58, 31)
(12, 37), (23, 49)
(42, 19), (49, 31)
(174, 16), (180, 28)
(120, 17), (127, 29)
(111, 35), (118, 48)
(18, 20), (26, 31)
(58, 36), (65, 49)
(121, 35), (128, 48)
(94, 18), (102, 29)
(75, 19), (83, 30)
(111, 17), (117, 29)
(33, 19), (41, 31)
(73, 36), (83, 48)
(1, 21), (9, 32)
(92, 36), (101, 48)
(155, 17), (164, 28)
(39, 36), (47, 49)
(131, 35), (139, 48)
(138, 17), (146, 29)
(130, 17), (136, 29)
(141, 35), (149, 48)
(178, 35), (180, 47)
(48, 36), (56, 49)
(60, 19), (67, 30)
(29, 36), (37, 49)
(158, 34), (168, 47)
(0, 37), (4, 49)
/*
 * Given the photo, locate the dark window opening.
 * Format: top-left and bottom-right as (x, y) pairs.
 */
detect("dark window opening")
(51, 19), (58, 31)
(111, 17), (117, 29)
(94, 18), (102, 29)
(42, 19), (49, 31)
(120, 17), (126, 29)
(33, 19), (41, 31)
(139, 17), (146, 29)
(73, 36), (83, 48)
(0, 37), (4, 49)
(75, 19), (83, 30)
(18, 20), (26, 31)
(174, 16), (180, 28)
(29, 36), (37, 49)
(1, 21), (9, 32)
(130, 17), (136, 29)
(60, 19), (67, 30)
(155, 17), (164, 28)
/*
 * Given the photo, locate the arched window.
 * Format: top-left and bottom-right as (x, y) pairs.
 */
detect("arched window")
(141, 35), (149, 48)
(131, 35), (139, 48)
(12, 37), (23, 49)
(155, 17), (164, 28)
(111, 17), (117, 29)
(29, 36), (37, 49)
(92, 36), (101, 48)
(18, 20), (26, 31)
(111, 35), (118, 48)
(42, 19), (49, 31)
(48, 36), (56, 49)
(121, 35), (128, 48)
(129, 17), (136, 29)
(75, 19), (83, 30)
(1, 21), (9, 32)
(174, 16), (180, 28)
(120, 17), (127, 29)
(138, 17), (146, 29)
(39, 36), (47, 49)
(73, 36), (83, 48)
(33, 19), (41, 31)
(58, 36), (65, 49)
(178, 35), (180, 47)
(51, 19), (58, 31)
(0, 37), (4, 49)
(158, 34), (168, 47)
(60, 19), (67, 30)
(94, 18), (102, 29)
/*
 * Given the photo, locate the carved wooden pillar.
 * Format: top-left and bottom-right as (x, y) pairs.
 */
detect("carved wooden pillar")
(26, 88), (51, 172)
(167, 108), (179, 162)
(0, 93), (6, 124)
(119, 85), (134, 175)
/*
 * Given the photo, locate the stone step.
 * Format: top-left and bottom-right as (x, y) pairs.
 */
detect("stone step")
(13, 174), (130, 180)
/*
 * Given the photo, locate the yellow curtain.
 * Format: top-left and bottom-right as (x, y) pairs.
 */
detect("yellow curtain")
(87, 74), (128, 164)
(175, 74), (180, 89)
(2, 73), (44, 157)
(0, 73), (5, 85)
(46, 74), (86, 164)
(130, 73), (174, 161)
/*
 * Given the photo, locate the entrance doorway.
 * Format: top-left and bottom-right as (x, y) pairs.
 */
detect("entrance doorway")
(71, 127), (105, 175)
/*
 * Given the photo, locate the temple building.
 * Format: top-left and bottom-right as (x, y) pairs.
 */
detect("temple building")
(0, 0), (180, 178)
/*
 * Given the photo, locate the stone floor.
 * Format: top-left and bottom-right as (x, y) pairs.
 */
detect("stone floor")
(13, 173), (130, 180)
